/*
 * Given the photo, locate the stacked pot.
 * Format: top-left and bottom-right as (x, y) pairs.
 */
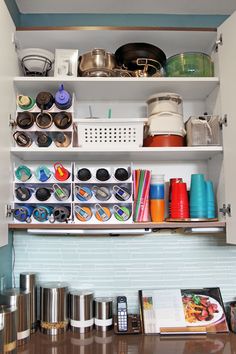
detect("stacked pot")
(144, 92), (186, 147)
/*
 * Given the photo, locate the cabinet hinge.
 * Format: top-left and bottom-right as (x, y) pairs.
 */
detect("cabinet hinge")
(9, 114), (16, 129)
(219, 204), (231, 217)
(219, 114), (227, 128)
(6, 204), (14, 218)
(214, 34), (223, 52)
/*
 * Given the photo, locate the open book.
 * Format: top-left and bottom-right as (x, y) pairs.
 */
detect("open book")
(139, 287), (229, 335)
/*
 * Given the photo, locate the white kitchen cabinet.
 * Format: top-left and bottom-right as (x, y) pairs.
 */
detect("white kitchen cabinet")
(0, 0), (19, 246)
(1, 4), (236, 244)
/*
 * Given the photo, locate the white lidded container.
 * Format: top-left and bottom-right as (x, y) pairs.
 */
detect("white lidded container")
(146, 92), (183, 116)
(148, 112), (186, 137)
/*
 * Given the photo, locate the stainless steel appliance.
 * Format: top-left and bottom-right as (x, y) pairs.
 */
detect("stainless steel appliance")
(69, 290), (94, 333)
(40, 282), (69, 335)
(20, 272), (37, 333)
(0, 289), (30, 346)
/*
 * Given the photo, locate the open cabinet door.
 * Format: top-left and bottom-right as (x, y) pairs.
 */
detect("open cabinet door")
(0, 0), (19, 246)
(217, 11), (236, 244)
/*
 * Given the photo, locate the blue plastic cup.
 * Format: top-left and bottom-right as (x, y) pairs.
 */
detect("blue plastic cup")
(206, 180), (215, 218)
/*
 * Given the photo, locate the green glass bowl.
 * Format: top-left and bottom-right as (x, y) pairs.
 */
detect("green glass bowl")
(166, 52), (214, 77)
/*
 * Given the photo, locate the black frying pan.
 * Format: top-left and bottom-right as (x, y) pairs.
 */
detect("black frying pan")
(115, 42), (166, 76)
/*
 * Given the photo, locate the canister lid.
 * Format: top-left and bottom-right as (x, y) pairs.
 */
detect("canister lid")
(69, 290), (93, 297)
(94, 297), (113, 304)
(40, 282), (68, 290)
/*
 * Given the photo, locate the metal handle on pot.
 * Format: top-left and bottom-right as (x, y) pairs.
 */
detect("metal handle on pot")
(92, 49), (106, 56)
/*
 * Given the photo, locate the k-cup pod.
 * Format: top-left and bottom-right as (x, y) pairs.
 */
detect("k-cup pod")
(54, 132), (71, 148)
(75, 186), (92, 201)
(14, 206), (33, 223)
(114, 168), (129, 181)
(33, 206), (53, 222)
(35, 112), (53, 129)
(16, 111), (34, 129)
(96, 168), (110, 182)
(54, 112), (72, 129)
(36, 91), (54, 111)
(92, 186), (111, 201)
(15, 186), (32, 202)
(55, 85), (72, 110)
(36, 132), (52, 147)
(15, 165), (32, 182)
(17, 95), (36, 111)
(53, 184), (70, 201)
(54, 162), (70, 181)
(74, 205), (92, 222)
(35, 165), (51, 182)
(35, 187), (51, 201)
(95, 204), (111, 222)
(13, 131), (32, 147)
(52, 206), (70, 223)
(77, 168), (92, 181)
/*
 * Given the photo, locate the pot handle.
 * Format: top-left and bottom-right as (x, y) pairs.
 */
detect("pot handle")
(92, 48), (106, 56)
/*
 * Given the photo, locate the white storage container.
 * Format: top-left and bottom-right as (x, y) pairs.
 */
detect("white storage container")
(148, 112), (186, 137)
(77, 118), (147, 148)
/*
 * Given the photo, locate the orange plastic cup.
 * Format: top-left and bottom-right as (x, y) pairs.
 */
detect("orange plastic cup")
(150, 199), (165, 222)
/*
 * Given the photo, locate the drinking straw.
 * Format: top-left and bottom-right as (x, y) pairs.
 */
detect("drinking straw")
(135, 170), (145, 222)
(108, 108), (112, 118)
(138, 170), (151, 221)
(139, 170), (151, 221)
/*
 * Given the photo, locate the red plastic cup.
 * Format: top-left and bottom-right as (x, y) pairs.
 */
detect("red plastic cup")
(169, 178), (183, 212)
(170, 182), (189, 219)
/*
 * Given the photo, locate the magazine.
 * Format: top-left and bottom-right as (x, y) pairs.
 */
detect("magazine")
(139, 287), (229, 335)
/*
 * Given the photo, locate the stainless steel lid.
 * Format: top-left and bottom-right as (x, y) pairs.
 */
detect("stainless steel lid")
(0, 288), (30, 308)
(20, 273), (36, 291)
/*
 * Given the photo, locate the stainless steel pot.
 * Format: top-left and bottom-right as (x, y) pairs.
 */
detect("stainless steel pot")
(78, 49), (117, 77)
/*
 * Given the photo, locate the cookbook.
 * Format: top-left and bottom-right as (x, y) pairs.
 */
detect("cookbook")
(139, 287), (229, 335)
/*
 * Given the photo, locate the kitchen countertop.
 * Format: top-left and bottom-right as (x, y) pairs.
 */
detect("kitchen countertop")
(17, 330), (235, 354)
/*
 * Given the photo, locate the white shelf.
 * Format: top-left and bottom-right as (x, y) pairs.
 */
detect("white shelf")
(13, 77), (219, 101)
(11, 146), (223, 162)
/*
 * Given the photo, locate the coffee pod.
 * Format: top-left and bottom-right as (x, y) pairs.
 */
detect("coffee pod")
(17, 95), (36, 110)
(96, 168), (110, 181)
(13, 131), (32, 147)
(36, 132), (52, 147)
(15, 186), (32, 201)
(54, 132), (71, 148)
(55, 85), (72, 110)
(77, 168), (91, 181)
(36, 91), (54, 111)
(114, 168), (129, 181)
(35, 187), (51, 201)
(36, 112), (53, 129)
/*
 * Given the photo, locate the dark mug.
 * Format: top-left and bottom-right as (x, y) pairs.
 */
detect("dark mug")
(13, 131), (32, 147)
(16, 111), (34, 129)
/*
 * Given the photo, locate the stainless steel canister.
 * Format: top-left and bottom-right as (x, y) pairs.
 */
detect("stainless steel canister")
(40, 282), (69, 335)
(94, 297), (113, 332)
(0, 289), (30, 346)
(0, 305), (17, 353)
(69, 290), (94, 333)
(20, 272), (37, 333)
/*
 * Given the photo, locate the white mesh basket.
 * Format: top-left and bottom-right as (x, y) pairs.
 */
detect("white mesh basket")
(77, 118), (147, 148)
